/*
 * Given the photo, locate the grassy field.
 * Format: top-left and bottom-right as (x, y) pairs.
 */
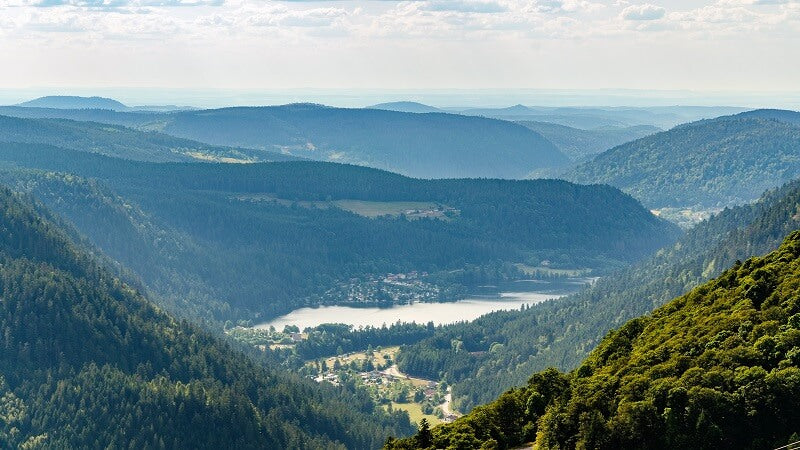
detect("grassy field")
(515, 263), (591, 277)
(234, 196), (447, 216)
(389, 402), (441, 426)
(317, 346), (400, 369)
(234, 196), (457, 221)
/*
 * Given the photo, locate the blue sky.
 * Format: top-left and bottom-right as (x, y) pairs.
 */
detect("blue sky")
(0, 0), (798, 103)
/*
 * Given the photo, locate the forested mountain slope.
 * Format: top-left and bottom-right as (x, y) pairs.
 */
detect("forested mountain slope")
(564, 112), (800, 208)
(0, 142), (677, 323)
(737, 108), (800, 125)
(0, 104), (569, 179)
(517, 120), (659, 161)
(389, 231), (800, 449)
(450, 105), (746, 129)
(396, 179), (800, 411)
(0, 186), (414, 449)
(0, 114), (294, 163)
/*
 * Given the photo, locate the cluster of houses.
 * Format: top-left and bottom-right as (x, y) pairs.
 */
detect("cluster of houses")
(323, 271), (442, 305)
(421, 381), (438, 399)
(382, 271), (425, 283)
(315, 372), (341, 386)
(314, 368), (461, 423)
(359, 370), (397, 385)
(400, 205), (459, 221)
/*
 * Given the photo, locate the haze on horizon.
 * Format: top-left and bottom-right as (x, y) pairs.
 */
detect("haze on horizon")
(1, 0), (799, 108)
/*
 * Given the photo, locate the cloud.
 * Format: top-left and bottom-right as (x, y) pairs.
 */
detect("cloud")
(621, 3), (665, 20)
(10, 0), (223, 7)
(531, 0), (604, 14)
(422, 0), (507, 14)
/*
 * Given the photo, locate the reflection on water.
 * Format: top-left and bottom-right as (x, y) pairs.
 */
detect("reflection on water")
(256, 278), (592, 331)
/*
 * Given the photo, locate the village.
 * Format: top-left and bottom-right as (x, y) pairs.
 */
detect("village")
(318, 270), (457, 306)
(309, 347), (460, 425)
(224, 323), (462, 426)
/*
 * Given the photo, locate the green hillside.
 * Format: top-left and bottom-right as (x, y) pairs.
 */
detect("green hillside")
(564, 112), (800, 208)
(0, 104), (569, 179)
(0, 114), (294, 163)
(0, 186), (414, 449)
(395, 178), (800, 411)
(0, 141), (677, 323)
(389, 230), (800, 449)
(518, 121), (659, 161)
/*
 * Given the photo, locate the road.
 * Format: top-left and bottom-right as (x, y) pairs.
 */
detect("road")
(440, 387), (456, 419)
(383, 364), (461, 421)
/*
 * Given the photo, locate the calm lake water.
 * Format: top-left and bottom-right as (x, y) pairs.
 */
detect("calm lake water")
(256, 278), (592, 331)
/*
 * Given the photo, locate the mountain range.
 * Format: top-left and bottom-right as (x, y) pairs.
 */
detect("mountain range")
(2, 95), (799, 449)
(0, 115), (294, 163)
(15, 95), (196, 112)
(565, 110), (800, 208)
(517, 121), (660, 161)
(0, 137), (677, 324)
(396, 174), (800, 411)
(0, 103), (570, 179)
(446, 105), (748, 129)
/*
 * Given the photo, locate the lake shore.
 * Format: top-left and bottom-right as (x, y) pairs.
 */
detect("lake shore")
(256, 277), (593, 331)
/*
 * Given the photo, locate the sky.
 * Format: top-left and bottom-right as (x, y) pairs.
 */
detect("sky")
(0, 0), (799, 107)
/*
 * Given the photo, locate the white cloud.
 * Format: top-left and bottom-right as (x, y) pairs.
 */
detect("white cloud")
(5, 0), (223, 6)
(531, 0), (604, 14)
(423, 0), (507, 14)
(620, 3), (666, 20)
(0, 0), (798, 91)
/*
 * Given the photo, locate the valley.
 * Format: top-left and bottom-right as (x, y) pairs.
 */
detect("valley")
(1, 97), (799, 449)
(4, 0), (800, 447)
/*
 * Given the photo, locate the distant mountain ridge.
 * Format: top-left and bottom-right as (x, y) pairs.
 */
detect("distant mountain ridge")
(517, 120), (660, 161)
(17, 95), (129, 111)
(564, 109), (800, 208)
(0, 103), (570, 179)
(448, 105), (748, 129)
(150, 104), (570, 178)
(0, 114), (296, 163)
(369, 101), (444, 113)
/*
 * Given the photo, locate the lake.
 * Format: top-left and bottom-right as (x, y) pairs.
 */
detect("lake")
(256, 278), (592, 330)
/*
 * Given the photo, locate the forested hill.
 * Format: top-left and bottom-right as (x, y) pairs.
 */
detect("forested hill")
(563, 111), (800, 208)
(0, 185), (414, 448)
(0, 114), (295, 163)
(17, 95), (128, 110)
(395, 178), (800, 411)
(517, 120), (659, 161)
(0, 104), (570, 179)
(369, 102), (444, 113)
(389, 231), (800, 449)
(0, 142), (678, 322)
(736, 108), (800, 125)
